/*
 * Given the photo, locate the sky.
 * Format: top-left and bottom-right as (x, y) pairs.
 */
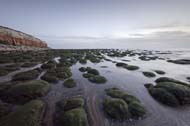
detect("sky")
(0, 0), (190, 49)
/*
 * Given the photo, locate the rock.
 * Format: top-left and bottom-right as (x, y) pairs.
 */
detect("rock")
(87, 68), (99, 75)
(128, 101), (146, 118)
(0, 80), (49, 104)
(88, 75), (107, 84)
(63, 78), (76, 88)
(58, 108), (88, 126)
(82, 73), (94, 78)
(145, 78), (190, 106)
(56, 97), (84, 112)
(144, 83), (154, 89)
(168, 59), (190, 65)
(103, 98), (129, 119)
(105, 88), (140, 104)
(0, 26), (47, 48)
(154, 70), (165, 75)
(0, 100), (45, 126)
(116, 62), (127, 67)
(148, 87), (179, 106)
(156, 82), (190, 105)
(79, 59), (87, 64)
(79, 67), (87, 72)
(12, 68), (41, 81)
(41, 73), (58, 83)
(155, 77), (190, 87)
(124, 65), (139, 70)
(105, 88), (145, 119)
(142, 71), (156, 78)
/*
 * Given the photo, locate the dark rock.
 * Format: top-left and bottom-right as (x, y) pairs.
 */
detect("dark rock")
(142, 71), (156, 78)
(63, 78), (76, 88)
(0, 100), (46, 126)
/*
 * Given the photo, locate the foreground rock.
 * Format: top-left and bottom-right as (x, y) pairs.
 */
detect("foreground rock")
(145, 77), (190, 106)
(103, 98), (129, 119)
(104, 88), (146, 119)
(56, 97), (88, 126)
(0, 100), (45, 126)
(0, 80), (49, 104)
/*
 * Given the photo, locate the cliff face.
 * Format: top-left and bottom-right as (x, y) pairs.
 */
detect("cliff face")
(0, 26), (47, 48)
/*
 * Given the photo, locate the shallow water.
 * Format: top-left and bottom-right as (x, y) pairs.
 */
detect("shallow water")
(0, 50), (190, 126)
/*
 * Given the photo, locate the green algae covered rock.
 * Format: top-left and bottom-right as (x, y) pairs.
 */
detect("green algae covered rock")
(128, 101), (146, 118)
(58, 108), (88, 126)
(82, 73), (94, 78)
(148, 87), (179, 106)
(145, 77), (190, 106)
(63, 78), (76, 88)
(87, 68), (99, 75)
(88, 75), (107, 84)
(154, 70), (165, 75)
(12, 69), (41, 81)
(142, 71), (156, 78)
(0, 100), (45, 126)
(0, 80), (49, 104)
(124, 65), (139, 71)
(56, 97), (84, 112)
(103, 98), (129, 120)
(104, 88), (146, 119)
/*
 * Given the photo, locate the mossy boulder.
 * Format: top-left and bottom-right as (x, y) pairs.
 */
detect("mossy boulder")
(41, 60), (56, 69)
(103, 98), (129, 119)
(87, 69), (99, 75)
(88, 75), (107, 84)
(12, 69), (41, 81)
(79, 59), (87, 64)
(128, 101), (146, 118)
(116, 62), (127, 67)
(0, 80), (49, 104)
(105, 88), (145, 119)
(105, 88), (140, 104)
(63, 78), (76, 88)
(82, 73), (94, 78)
(142, 71), (156, 78)
(148, 87), (179, 106)
(79, 67), (87, 72)
(41, 73), (58, 83)
(154, 70), (165, 75)
(0, 100), (45, 126)
(145, 78), (190, 106)
(124, 65), (139, 70)
(156, 82), (190, 105)
(58, 108), (88, 126)
(155, 77), (190, 87)
(56, 67), (72, 79)
(56, 97), (84, 111)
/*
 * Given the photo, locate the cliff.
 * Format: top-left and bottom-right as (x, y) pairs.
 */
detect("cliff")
(0, 26), (47, 48)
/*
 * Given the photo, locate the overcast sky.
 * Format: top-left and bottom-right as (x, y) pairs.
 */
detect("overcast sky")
(0, 0), (190, 49)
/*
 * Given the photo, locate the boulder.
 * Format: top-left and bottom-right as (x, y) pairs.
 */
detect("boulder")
(0, 100), (45, 126)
